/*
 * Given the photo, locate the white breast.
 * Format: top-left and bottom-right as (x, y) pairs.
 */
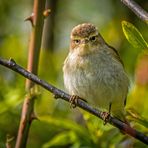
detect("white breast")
(63, 49), (129, 111)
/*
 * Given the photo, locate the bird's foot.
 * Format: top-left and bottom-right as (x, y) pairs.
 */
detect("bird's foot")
(70, 95), (87, 108)
(101, 112), (110, 125)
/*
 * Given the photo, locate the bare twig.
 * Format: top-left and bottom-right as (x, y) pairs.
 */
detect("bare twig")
(0, 58), (148, 145)
(42, 0), (58, 51)
(121, 0), (148, 24)
(15, 0), (46, 147)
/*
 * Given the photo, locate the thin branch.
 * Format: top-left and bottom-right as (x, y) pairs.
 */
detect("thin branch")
(42, 0), (58, 51)
(15, 0), (46, 147)
(121, 0), (148, 24)
(0, 58), (148, 145)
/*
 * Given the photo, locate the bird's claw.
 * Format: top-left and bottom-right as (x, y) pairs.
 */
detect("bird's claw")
(70, 95), (79, 108)
(70, 95), (87, 108)
(101, 112), (110, 125)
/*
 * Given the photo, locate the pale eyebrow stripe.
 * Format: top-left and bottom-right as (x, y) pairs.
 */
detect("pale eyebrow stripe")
(70, 36), (82, 39)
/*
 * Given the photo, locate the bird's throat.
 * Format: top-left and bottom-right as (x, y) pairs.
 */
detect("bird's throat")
(78, 44), (90, 56)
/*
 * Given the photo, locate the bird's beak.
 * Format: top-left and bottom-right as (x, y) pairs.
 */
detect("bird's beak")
(80, 39), (89, 49)
(81, 43), (88, 49)
(78, 39), (90, 55)
(81, 38), (89, 44)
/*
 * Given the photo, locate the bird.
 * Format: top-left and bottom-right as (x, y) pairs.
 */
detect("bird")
(63, 23), (129, 122)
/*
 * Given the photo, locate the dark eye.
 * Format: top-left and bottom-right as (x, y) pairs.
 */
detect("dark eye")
(90, 36), (96, 41)
(73, 39), (80, 44)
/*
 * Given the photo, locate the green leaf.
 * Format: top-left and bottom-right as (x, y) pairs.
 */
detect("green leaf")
(40, 115), (93, 147)
(127, 108), (148, 128)
(39, 115), (88, 138)
(122, 21), (148, 49)
(42, 131), (79, 148)
(0, 89), (22, 113)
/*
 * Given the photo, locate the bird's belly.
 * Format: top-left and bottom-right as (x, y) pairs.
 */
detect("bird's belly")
(64, 65), (126, 110)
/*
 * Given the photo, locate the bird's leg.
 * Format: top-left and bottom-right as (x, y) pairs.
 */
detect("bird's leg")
(101, 103), (112, 125)
(70, 95), (87, 108)
(109, 102), (112, 113)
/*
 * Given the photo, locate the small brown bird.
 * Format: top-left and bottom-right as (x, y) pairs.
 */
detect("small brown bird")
(63, 23), (129, 121)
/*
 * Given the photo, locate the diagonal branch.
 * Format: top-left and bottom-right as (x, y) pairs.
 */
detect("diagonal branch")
(121, 0), (148, 24)
(0, 57), (148, 145)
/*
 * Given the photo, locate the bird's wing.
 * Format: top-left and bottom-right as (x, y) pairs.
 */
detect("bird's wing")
(106, 43), (124, 67)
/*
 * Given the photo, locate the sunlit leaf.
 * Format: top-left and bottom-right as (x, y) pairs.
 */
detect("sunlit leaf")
(0, 89), (22, 113)
(40, 115), (93, 146)
(42, 131), (78, 148)
(122, 21), (148, 49)
(127, 108), (148, 128)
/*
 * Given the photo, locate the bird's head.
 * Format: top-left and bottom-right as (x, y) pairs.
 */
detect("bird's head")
(70, 23), (105, 56)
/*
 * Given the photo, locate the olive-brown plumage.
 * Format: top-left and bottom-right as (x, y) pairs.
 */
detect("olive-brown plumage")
(63, 23), (129, 121)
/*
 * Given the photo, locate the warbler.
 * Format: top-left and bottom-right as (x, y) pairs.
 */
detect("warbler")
(63, 23), (129, 121)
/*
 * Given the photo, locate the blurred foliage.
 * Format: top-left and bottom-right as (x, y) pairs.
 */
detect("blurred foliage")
(0, 0), (148, 148)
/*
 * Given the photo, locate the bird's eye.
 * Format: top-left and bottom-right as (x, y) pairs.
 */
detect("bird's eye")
(90, 36), (96, 41)
(73, 39), (80, 44)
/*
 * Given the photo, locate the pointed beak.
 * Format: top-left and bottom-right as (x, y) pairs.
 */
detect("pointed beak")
(81, 38), (89, 44)
(80, 39), (89, 49)
(78, 39), (90, 55)
(81, 43), (88, 49)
